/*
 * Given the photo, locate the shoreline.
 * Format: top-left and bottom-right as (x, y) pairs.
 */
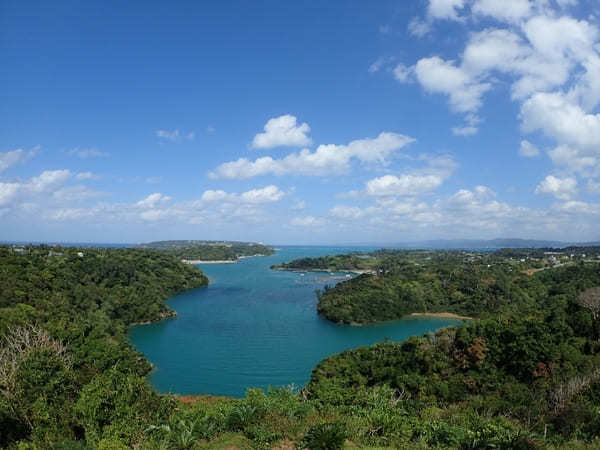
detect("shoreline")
(182, 259), (237, 264)
(272, 267), (375, 275)
(182, 253), (270, 265)
(410, 312), (473, 320)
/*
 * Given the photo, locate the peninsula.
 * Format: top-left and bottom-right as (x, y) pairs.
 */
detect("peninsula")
(135, 240), (275, 263)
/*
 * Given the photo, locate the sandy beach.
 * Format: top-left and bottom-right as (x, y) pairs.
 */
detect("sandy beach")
(410, 312), (473, 320)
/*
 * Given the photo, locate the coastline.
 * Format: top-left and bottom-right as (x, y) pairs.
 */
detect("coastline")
(182, 259), (237, 264)
(182, 253), (270, 265)
(410, 312), (473, 320)
(272, 267), (375, 275)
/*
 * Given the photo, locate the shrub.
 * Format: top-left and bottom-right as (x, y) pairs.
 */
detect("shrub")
(301, 422), (347, 450)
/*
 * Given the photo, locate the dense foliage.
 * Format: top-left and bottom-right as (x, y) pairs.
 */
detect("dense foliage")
(136, 240), (274, 261)
(2, 245), (600, 448)
(314, 249), (600, 324)
(0, 245), (207, 447)
(307, 262), (600, 447)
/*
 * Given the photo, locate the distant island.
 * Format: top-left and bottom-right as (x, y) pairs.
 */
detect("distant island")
(135, 240), (274, 263)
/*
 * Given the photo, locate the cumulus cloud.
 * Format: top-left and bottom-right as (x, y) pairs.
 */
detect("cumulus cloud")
(535, 175), (578, 200)
(136, 193), (172, 209)
(366, 174), (444, 196)
(471, 0), (532, 23)
(399, 2), (600, 177)
(239, 185), (285, 203)
(521, 92), (600, 153)
(427, 0), (466, 21)
(556, 200), (600, 215)
(200, 185), (285, 204)
(414, 57), (492, 113)
(211, 132), (415, 179)
(251, 115), (312, 149)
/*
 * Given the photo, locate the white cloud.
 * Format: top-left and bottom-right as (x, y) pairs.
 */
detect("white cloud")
(452, 125), (478, 136)
(521, 92), (600, 153)
(0, 183), (20, 207)
(45, 208), (95, 222)
(519, 140), (541, 157)
(414, 57), (492, 113)
(136, 193), (172, 209)
(408, 18), (432, 37)
(145, 176), (162, 184)
(76, 171), (100, 180)
(555, 0), (578, 7)
(366, 174), (444, 196)
(556, 200), (600, 214)
(52, 185), (104, 202)
(291, 200), (307, 210)
(547, 145), (597, 174)
(156, 129), (195, 142)
(0, 148), (37, 173)
(587, 179), (600, 194)
(401, 6), (600, 176)
(251, 115), (312, 149)
(200, 186), (285, 204)
(472, 0), (532, 23)
(211, 132), (415, 179)
(393, 63), (413, 82)
(427, 0), (466, 21)
(66, 148), (109, 159)
(535, 175), (578, 200)
(369, 58), (386, 73)
(28, 170), (71, 192)
(201, 190), (230, 202)
(330, 205), (366, 220)
(290, 216), (325, 227)
(239, 185), (285, 203)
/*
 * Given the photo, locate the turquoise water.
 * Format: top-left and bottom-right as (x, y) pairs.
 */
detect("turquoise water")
(129, 246), (462, 397)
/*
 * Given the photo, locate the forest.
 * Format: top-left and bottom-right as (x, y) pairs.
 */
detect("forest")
(1, 245), (600, 449)
(136, 241), (274, 262)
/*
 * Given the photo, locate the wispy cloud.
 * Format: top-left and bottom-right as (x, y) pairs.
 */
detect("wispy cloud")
(66, 148), (110, 159)
(156, 129), (195, 142)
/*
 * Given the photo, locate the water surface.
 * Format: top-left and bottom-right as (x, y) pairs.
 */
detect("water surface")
(130, 246), (461, 397)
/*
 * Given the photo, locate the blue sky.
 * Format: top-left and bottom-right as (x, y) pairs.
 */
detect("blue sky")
(2, 0), (600, 244)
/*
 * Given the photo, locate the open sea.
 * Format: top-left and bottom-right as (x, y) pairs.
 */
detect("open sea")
(129, 246), (462, 397)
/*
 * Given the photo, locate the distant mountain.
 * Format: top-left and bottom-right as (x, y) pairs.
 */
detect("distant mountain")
(379, 238), (600, 250)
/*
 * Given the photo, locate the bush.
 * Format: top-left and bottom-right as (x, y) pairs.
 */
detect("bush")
(301, 422), (347, 450)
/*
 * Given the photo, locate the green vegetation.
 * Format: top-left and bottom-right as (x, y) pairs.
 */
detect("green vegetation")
(1, 244), (600, 448)
(310, 248), (600, 324)
(307, 262), (600, 448)
(136, 240), (274, 262)
(0, 245), (207, 447)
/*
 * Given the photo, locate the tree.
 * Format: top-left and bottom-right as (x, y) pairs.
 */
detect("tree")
(579, 287), (600, 320)
(0, 326), (76, 443)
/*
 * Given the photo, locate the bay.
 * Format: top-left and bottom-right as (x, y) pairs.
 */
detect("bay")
(129, 246), (462, 397)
